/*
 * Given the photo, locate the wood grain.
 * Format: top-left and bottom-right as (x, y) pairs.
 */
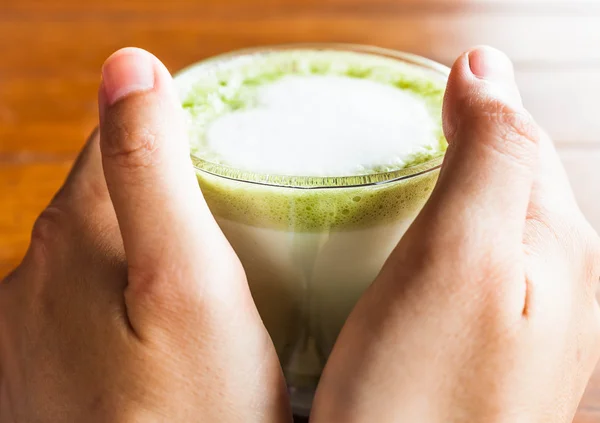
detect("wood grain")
(2, 16), (600, 74)
(0, 162), (70, 271)
(1, 0), (599, 420)
(3, 0), (600, 16)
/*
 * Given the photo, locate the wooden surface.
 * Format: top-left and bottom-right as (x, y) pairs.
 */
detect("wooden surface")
(1, 0), (599, 420)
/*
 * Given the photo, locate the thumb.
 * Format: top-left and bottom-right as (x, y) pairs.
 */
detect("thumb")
(98, 48), (244, 338)
(420, 46), (541, 244)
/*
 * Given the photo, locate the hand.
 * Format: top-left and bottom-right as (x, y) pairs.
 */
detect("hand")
(0, 48), (291, 423)
(311, 46), (600, 423)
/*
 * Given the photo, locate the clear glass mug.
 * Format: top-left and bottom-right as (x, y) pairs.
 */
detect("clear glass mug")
(175, 44), (449, 416)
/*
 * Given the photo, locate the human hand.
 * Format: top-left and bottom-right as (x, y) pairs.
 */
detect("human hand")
(311, 46), (600, 423)
(0, 48), (291, 423)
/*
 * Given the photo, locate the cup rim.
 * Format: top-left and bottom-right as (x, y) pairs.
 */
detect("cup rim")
(175, 42), (449, 189)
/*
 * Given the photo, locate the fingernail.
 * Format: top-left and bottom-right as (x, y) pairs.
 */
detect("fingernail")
(468, 46), (522, 107)
(101, 48), (155, 106)
(468, 46), (514, 81)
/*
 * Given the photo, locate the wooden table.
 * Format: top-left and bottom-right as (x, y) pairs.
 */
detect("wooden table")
(1, 0), (599, 420)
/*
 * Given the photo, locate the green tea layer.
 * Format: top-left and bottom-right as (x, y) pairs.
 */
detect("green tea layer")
(176, 48), (448, 230)
(197, 165), (440, 231)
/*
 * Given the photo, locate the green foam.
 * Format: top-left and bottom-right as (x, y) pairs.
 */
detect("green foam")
(178, 48), (448, 231)
(197, 163), (440, 231)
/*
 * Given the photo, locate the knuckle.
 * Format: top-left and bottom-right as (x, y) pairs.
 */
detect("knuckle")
(102, 123), (159, 170)
(30, 205), (68, 260)
(498, 109), (538, 147)
(463, 96), (540, 164)
(31, 206), (65, 244)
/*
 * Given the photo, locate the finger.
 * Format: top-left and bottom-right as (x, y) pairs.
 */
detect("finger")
(419, 46), (540, 244)
(529, 130), (579, 218)
(524, 130), (600, 301)
(522, 130), (580, 256)
(98, 48), (238, 309)
(26, 128), (122, 267)
(35, 128), (119, 251)
(52, 128), (110, 212)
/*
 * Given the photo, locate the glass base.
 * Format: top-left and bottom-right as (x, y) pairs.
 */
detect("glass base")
(284, 335), (322, 417)
(289, 384), (315, 417)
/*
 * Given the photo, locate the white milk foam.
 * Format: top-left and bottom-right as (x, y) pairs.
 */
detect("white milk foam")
(205, 75), (439, 177)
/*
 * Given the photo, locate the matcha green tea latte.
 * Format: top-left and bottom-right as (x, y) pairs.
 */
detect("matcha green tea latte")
(175, 44), (449, 415)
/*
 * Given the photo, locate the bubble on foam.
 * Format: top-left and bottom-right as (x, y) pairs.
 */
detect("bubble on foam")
(204, 75), (439, 177)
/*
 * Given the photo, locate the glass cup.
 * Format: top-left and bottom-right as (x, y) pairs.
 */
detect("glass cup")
(175, 44), (449, 416)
